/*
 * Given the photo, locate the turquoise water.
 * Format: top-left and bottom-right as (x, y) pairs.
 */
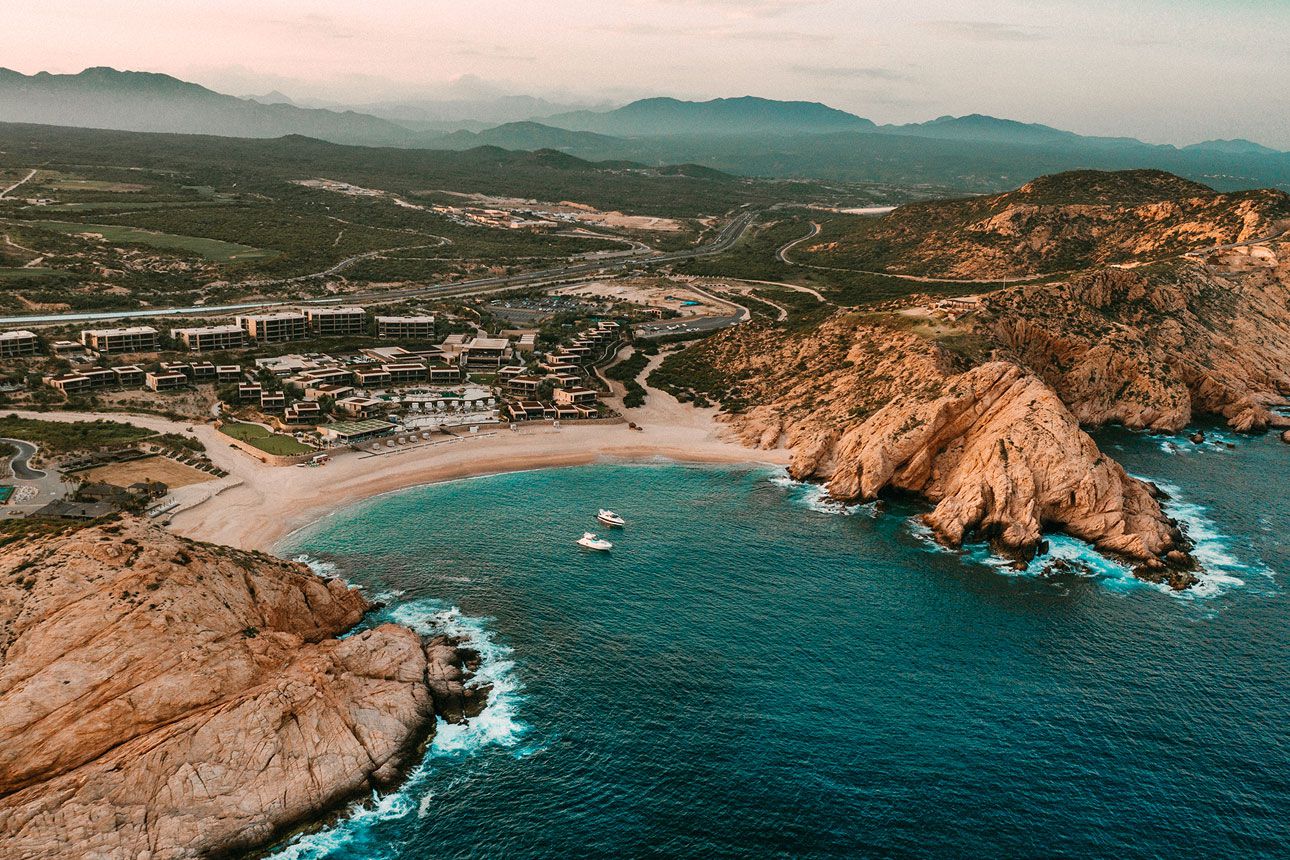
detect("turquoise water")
(275, 429), (1288, 859)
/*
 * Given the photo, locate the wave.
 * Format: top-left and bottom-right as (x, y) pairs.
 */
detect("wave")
(901, 484), (1274, 599)
(1155, 429), (1244, 456)
(767, 470), (877, 517)
(265, 599), (529, 860)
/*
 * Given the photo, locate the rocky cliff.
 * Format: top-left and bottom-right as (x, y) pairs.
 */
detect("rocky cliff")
(658, 319), (1194, 586)
(0, 517), (485, 859)
(981, 246), (1290, 432)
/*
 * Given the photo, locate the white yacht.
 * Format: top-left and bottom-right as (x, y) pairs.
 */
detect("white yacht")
(577, 532), (613, 552)
(596, 509), (626, 528)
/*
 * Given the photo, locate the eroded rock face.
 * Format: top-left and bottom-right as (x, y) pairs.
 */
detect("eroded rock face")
(806, 362), (1195, 588)
(0, 517), (479, 860)
(981, 250), (1290, 432)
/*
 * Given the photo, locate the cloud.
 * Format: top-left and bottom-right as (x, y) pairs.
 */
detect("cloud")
(791, 64), (908, 82)
(919, 20), (1050, 43)
(587, 21), (831, 44)
(651, 0), (825, 18)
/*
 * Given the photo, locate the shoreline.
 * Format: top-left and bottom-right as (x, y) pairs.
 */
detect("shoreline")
(3, 389), (785, 555)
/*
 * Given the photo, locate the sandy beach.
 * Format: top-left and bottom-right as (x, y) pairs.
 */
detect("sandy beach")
(8, 378), (785, 553)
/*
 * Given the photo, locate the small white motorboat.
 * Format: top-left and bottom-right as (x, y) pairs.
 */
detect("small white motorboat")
(596, 509), (626, 528)
(577, 532), (613, 552)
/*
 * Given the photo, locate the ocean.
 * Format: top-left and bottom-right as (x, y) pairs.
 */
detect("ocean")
(274, 425), (1288, 859)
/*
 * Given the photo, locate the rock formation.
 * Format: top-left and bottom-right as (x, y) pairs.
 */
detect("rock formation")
(981, 249), (1290, 432)
(810, 362), (1195, 588)
(0, 517), (484, 859)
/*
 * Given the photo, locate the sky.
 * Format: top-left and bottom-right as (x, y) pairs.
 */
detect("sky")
(7, 0), (1290, 147)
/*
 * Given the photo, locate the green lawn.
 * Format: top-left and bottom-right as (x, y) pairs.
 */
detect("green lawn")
(11, 220), (271, 262)
(0, 267), (57, 278)
(219, 421), (313, 455)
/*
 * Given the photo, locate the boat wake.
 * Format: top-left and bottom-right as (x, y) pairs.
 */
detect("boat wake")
(265, 598), (530, 860)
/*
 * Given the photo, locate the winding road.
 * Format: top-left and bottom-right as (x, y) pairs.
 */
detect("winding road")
(0, 438), (44, 479)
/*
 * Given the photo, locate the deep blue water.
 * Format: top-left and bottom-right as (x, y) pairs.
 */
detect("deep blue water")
(274, 427), (1288, 859)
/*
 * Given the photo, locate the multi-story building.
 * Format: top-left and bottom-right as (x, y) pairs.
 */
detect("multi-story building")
(352, 368), (392, 388)
(81, 368), (118, 389)
(47, 373), (92, 395)
(260, 392), (287, 412)
(376, 315), (436, 339)
(0, 330), (38, 358)
(237, 312), (307, 343)
(112, 365), (146, 387)
(216, 365), (243, 383)
(171, 324), (246, 352)
(554, 387), (599, 406)
(145, 371), (187, 392)
(462, 337), (510, 369)
(81, 326), (159, 355)
(428, 365), (461, 384)
(306, 307), (367, 337)
(382, 363), (428, 385)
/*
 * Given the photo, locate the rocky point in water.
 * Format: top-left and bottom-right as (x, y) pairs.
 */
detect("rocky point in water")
(0, 516), (487, 859)
(652, 170), (1290, 587)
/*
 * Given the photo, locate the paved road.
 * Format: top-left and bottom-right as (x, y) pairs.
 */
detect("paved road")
(0, 210), (756, 326)
(777, 221), (821, 264)
(0, 168), (37, 201)
(0, 438), (44, 479)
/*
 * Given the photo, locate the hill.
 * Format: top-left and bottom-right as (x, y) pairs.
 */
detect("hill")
(0, 67), (421, 147)
(542, 96), (877, 137)
(432, 121), (631, 155)
(799, 169), (1290, 278)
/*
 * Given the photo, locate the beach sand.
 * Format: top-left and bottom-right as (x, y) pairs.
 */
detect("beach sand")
(8, 379), (784, 553)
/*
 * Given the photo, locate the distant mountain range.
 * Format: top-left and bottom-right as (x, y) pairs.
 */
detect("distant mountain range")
(1, 67), (1286, 192)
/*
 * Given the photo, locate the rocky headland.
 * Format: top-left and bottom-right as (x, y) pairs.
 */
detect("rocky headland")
(655, 170), (1290, 587)
(0, 517), (486, 859)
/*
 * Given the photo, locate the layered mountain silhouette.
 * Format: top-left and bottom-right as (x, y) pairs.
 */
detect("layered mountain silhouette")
(1, 67), (1285, 192)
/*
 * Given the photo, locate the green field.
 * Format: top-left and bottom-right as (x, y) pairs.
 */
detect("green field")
(219, 421), (313, 455)
(12, 220), (271, 262)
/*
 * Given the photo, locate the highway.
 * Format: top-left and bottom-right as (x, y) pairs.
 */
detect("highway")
(0, 210), (757, 327)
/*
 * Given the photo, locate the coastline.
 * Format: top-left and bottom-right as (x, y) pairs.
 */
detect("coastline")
(2, 382), (785, 555)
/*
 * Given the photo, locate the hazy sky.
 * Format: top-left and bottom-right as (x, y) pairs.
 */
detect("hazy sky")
(8, 0), (1290, 146)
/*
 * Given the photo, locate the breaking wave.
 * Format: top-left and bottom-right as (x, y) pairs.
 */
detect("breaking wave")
(768, 470), (878, 517)
(264, 599), (529, 860)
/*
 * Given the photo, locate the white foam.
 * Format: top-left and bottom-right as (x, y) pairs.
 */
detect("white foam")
(768, 469), (876, 517)
(265, 599), (529, 860)
(292, 554), (338, 578)
(900, 475), (1275, 599)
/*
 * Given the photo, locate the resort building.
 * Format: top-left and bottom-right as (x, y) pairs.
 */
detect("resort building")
(237, 312), (307, 343)
(190, 362), (218, 382)
(237, 383), (264, 402)
(428, 365), (461, 384)
(334, 396), (387, 420)
(506, 400), (547, 421)
(171, 324), (246, 352)
(317, 419), (394, 445)
(376, 315), (436, 339)
(497, 366), (527, 382)
(145, 371), (187, 392)
(507, 375), (543, 397)
(216, 365), (243, 383)
(260, 392), (287, 411)
(461, 337), (510, 369)
(112, 365), (146, 387)
(47, 373), (92, 396)
(306, 306), (367, 337)
(361, 346), (415, 362)
(0, 330), (38, 358)
(160, 363), (191, 378)
(554, 387), (598, 406)
(81, 368), (119, 389)
(304, 382), (355, 402)
(513, 332), (537, 353)
(553, 373), (582, 389)
(51, 340), (89, 358)
(352, 368), (392, 388)
(383, 363), (428, 384)
(283, 401), (322, 423)
(81, 326), (159, 355)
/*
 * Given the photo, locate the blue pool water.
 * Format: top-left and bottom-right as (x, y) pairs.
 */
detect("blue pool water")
(274, 429), (1288, 859)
